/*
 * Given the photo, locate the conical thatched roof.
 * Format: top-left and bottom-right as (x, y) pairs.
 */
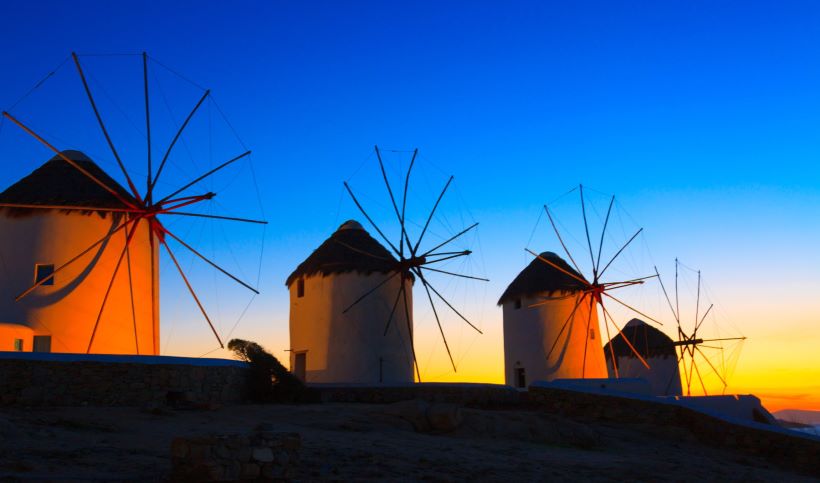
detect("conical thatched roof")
(0, 150), (136, 217)
(497, 251), (588, 305)
(604, 318), (677, 360)
(286, 220), (409, 286)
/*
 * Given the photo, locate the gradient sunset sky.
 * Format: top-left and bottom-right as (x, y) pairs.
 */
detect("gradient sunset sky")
(0, 1), (818, 411)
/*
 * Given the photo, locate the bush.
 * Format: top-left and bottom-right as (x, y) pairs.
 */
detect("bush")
(228, 339), (316, 403)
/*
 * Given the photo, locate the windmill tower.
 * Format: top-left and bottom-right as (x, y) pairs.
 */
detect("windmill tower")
(0, 150), (157, 354)
(500, 252), (606, 387)
(603, 318), (683, 396)
(0, 53), (264, 355)
(286, 220), (414, 384)
(505, 185), (663, 388)
(290, 146), (486, 383)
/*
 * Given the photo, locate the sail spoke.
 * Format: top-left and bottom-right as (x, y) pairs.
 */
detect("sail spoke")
(544, 205), (583, 275)
(600, 301), (651, 370)
(161, 239), (224, 348)
(72, 53), (142, 202)
(421, 266), (489, 281)
(420, 276), (457, 372)
(163, 228), (259, 294)
(414, 269), (482, 334)
(87, 221), (139, 353)
(164, 211), (268, 224)
(603, 292), (663, 326)
(420, 222), (478, 258)
(526, 248), (590, 287)
(598, 228), (643, 279)
(149, 89), (210, 199)
(342, 271), (400, 314)
(413, 175), (453, 255)
(544, 292), (587, 363)
(157, 150), (251, 204)
(2, 112), (138, 210)
(579, 185), (597, 276)
(595, 195), (615, 275)
(16, 216), (138, 301)
(343, 181), (401, 256)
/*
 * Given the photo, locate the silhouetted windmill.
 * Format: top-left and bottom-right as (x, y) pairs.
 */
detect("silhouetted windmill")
(0, 52), (265, 354)
(655, 259), (746, 395)
(531, 184), (662, 378)
(342, 145), (487, 381)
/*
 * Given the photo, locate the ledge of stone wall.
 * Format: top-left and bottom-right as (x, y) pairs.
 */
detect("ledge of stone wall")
(529, 384), (820, 477)
(0, 353), (249, 407)
(313, 382), (522, 406)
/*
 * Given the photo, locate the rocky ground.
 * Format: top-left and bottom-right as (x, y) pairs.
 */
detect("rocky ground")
(0, 402), (817, 482)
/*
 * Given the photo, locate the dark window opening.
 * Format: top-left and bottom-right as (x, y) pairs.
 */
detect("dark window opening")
(515, 367), (526, 388)
(33, 336), (51, 353)
(296, 278), (305, 298)
(13, 339), (23, 352)
(589, 329), (596, 340)
(35, 264), (54, 286)
(514, 298), (522, 309)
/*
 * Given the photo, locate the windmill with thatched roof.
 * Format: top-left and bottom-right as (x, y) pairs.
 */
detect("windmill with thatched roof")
(0, 53), (265, 355)
(286, 220), (415, 384)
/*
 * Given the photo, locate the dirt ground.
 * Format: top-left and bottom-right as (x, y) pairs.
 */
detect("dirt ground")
(0, 403), (816, 482)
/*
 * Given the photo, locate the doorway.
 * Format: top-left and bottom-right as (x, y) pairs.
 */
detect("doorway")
(293, 352), (306, 382)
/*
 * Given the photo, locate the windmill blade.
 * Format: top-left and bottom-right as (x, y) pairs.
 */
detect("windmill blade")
(0, 203), (139, 213)
(400, 282), (421, 382)
(382, 283), (405, 336)
(72, 52), (143, 202)
(694, 270), (701, 337)
(692, 354), (708, 395)
(157, 193), (214, 212)
(654, 265), (680, 326)
(601, 297), (619, 378)
(544, 204), (583, 275)
(343, 181), (401, 256)
(143, 52), (153, 204)
(579, 185), (597, 276)
(16, 216), (139, 301)
(163, 228), (259, 294)
(374, 145), (413, 256)
(400, 148), (418, 255)
(87, 221), (140, 353)
(2, 111), (138, 210)
(602, 292), (663, 326)
(149, 89), (210, 199)
(413, 269), (482, 334)
(525, 248), (590, 287)
(423, 250), (472, 265)
(160, 239), (224, 348)
(419, 275), (457, 372)
(156, 150), (251, 204)
(595, 195), (615, 275)
(421, 266), (489, 281)
(413, 175), (453, 255)
(603, 274), (658, 286)
(581, 295), (595, 377)
(527, 293), (578, 308)
(695, 345), (729, 388)
(695, 304), (714, 333)
(597, 227), (643, 279)
(123, 223), (140, 354)
(600, 300), (651, 370)
(544, 292), (587, 363)
(165, 211), (268, 225)
(342, 271), (400, 314)
(334, 239), (391, 260)
(420, 222), (478, 258)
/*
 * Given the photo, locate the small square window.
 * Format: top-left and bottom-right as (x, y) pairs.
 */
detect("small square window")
(35, 264), (54, 286)
(514, 298), (522, 309)
(296, 278), (305, 298)
(589, 329), (596, 340)
(13, 339), (23, 352)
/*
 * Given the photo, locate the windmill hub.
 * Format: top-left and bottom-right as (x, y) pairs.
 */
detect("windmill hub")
(398, 256), (427, 271)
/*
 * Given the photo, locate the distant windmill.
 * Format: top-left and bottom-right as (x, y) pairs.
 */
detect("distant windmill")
(341, 146), (487, 381)
(655, 259), (746, 396)
(0, 52), (264, 355)
(525, 185), (662, 379)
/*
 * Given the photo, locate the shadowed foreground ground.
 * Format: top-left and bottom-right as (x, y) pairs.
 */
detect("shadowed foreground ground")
(0, 403), (816, 481)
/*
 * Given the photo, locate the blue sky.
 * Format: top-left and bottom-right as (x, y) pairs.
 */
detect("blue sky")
(1, 1), (819, 407)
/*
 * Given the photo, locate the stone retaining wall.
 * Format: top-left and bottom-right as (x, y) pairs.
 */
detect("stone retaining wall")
(529, 384), (820, 477)
(313, 382), (522, 406)
(0, 353), (249, 407)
